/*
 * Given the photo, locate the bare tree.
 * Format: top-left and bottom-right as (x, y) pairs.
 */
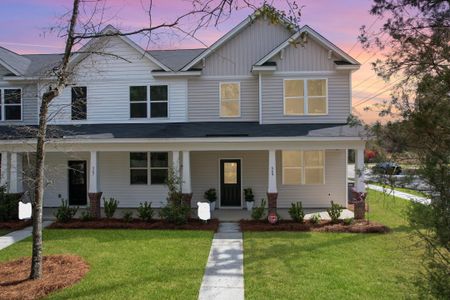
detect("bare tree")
(27, 0), (302, 279)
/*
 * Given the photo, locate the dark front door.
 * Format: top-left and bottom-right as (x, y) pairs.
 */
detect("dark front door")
(220, 159), (241, 207)
(68, 160), (87, 205)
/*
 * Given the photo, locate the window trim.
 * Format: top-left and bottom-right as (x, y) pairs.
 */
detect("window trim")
(283, 78), (328, 116)
(0, 87), (23, 121)
(219, 82), (241, 118)
(129, 84), (170, 120)
(129, 151), (169, 186)
(71, 86), (87, 121)
(281, 150), (326, 185)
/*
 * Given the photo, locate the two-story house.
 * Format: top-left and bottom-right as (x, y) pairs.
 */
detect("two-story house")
(0, 12), (366, 218)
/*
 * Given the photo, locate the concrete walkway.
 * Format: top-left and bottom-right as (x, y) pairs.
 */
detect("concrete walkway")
(199, 222), (244, 300)
(0, 221), (52, 251)
(367, 184), (431, 204)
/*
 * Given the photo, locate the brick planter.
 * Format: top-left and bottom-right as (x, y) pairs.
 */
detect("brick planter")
(267, 192), (278, 212)
(88, 192), (102, 219)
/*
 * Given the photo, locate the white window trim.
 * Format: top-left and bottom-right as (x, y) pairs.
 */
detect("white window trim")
(282, 150), (326, 185)
(283, 78), (328, 116)
(129, 84), (170, 120)
(0, 87), (23, 121)
(219, 82), (241, 118)
(129, 151), (169, 186)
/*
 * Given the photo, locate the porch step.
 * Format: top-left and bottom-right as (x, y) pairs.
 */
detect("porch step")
(218, 222), (241, 233)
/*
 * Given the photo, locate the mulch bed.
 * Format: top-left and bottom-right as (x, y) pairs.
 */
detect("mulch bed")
(0, 255), (89, 300)
(240, 219), (390, 233)
(0, 220), (32, 231)
(48, 218), (219, 231)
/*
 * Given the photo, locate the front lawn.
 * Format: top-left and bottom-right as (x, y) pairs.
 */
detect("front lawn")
(244, 190), (423, 299)
(369, 182), (428, 198)
(0, 229), (10, 236)
(0, 230), (213, 299)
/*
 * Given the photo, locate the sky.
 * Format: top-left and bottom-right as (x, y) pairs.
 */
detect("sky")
(0, 0), (393, 123)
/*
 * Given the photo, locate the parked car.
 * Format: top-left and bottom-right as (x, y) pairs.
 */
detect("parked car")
(372, 162), (402, 175)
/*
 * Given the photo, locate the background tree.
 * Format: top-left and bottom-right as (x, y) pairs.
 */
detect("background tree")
(28, 0), (302, 280)
(360, 0), (450, 297)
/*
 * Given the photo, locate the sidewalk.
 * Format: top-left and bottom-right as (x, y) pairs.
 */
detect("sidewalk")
(367, 184), (431, 204)
(0, 221), (52, 251)
(198, 222), (244, 300)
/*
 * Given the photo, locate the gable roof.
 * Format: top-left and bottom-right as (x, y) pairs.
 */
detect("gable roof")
(148, 48), (206, 71)
(0, 46), (31, 76)
(254, 25), (360, 66)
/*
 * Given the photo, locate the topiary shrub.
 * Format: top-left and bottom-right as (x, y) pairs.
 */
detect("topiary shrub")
(159, 203), (190, 225)
(327, 201), (343, 223)
(122, 211), (133, 223)
(54, 195), (78, 223)
(80, 210), (93, 221)
(310, 213), (321, 224)
(104, 197), (119, 218)
(137, 201), (154, 222)
(288, 201), (305, 223)
(251, 199), (266, 221)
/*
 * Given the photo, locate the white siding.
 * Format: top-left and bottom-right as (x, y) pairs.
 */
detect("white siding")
(261, 72), (351, 124)
(188, 77), (258, 122)
(201, 19), (291, 76)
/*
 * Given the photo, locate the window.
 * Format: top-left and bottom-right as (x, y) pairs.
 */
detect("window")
(220, 82), (240, 117)
(71, 86), (87, 120)
(130, 152), (169, 185)
(282, 150), (325, 185)
(150, 85), (168, 118)
(130, 86), (147, 118)
(284, 79), (327, 115)
(0, 88), (22, 121)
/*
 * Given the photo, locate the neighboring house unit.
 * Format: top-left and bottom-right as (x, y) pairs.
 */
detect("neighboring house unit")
(0, 12), (366, 217)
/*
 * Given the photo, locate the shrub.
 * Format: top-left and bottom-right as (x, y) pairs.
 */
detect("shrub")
(343, 218), (354, 225)
(251, 198), (266, 221)
(80, 210), (93, 221)
(288, 201), (305, 223)
(327, 201), (343, 223)
(123, 211), (133, 223)
(137, 201), (154, 222)
(54, 195), (78, 223)
(203, 188), (217, 203)
(244, 188), (255, 202)
(160, 203), (190, 225)
(310, 213), (321, 224)
(0, 186), (20, 221)
(104, 197), (119, 218)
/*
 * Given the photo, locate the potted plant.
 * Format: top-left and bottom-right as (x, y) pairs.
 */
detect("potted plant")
(204, 188), (217, 211)
(244, 188), (255, 210)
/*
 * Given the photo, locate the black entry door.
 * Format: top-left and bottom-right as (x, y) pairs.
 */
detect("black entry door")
(220, 159), (241, 207)
(68, 161), (87, 205)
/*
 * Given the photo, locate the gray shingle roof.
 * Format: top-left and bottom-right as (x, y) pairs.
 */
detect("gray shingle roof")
(21, 54), (63, 76)
(147, 48), (206, 71)
(0, 122), (365, 140)
(0, 46), (31, 75)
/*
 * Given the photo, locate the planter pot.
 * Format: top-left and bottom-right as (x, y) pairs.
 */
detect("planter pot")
(246, 201), (254, 211)
(210, 201), (216, 211)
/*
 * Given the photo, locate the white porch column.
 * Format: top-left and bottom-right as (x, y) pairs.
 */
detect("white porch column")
(1, 152), (9, 187)
(9, 152), (22, 193)
(355, 148), (366, 193)
(88, 151), (99, 193)
(268, 150), (277, 193)
(181, 151), (191, 194)
(172, 151), (180, 177)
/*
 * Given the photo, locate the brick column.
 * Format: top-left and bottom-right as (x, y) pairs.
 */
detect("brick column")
(88, 192), (102, 218)
(267, 192), (278, 212)
(267, 150), (278, 212)
(352, 189), (367, 220)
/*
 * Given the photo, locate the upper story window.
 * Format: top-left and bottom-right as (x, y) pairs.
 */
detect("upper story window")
(282, 150), (325, 185)
(284, 79), (327, 115)
(0, 88), (22, 121)
(130, 85), (168, 119)
(130, 152), (169, 185)
(71, 86), (87, 120)
(220, 82), (240, 117)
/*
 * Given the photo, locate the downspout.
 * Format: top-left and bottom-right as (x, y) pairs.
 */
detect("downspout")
(258, 72), (262, 124)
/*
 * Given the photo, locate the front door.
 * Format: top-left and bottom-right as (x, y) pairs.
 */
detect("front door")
(68, 160), (87, 205)
(220, 159), (241, 207)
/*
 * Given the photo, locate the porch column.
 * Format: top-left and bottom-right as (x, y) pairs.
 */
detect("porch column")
(9, 152), (23, 194)
(1, 152), (9, 188)
(172, 151), (180, 177)
(267, 149), (278, 212)
(181, 151), (192, 208)
(353, 148), (367, 220)
(88, 151), (102, 218)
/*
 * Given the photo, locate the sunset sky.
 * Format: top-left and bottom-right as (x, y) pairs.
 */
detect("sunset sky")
(0, 0), (392, 123)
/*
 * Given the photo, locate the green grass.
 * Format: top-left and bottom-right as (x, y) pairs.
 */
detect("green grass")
(0, 230), (213, 299)
(0, 229), (11, 236)
(369, 182), (428, 198)
(244, 190), (423, 299)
